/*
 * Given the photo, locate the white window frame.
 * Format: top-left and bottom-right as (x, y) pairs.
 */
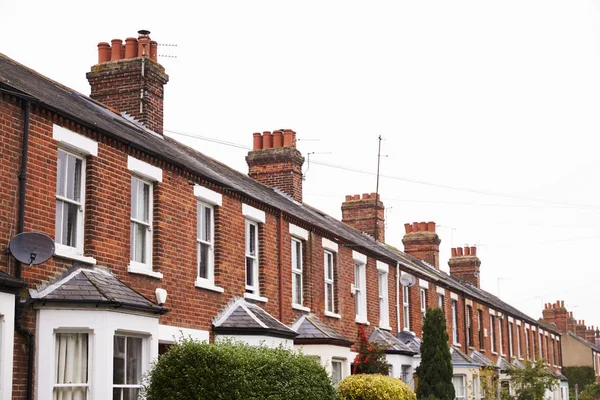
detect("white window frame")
(402, 285), (410, 331)
(473, 374), (481, 400)
(324, 250), (336, 315)
(128, 175), (160, 276)
(516, 324), (522, 359)
(451, 299), (458, 344)
(490, 315), (496, 353)
(112, 333), (146, 399)
(453, 375), (466, 400)
(466, 306), (472, 348)
(498, 317), (504, 355)
(55, 148), (94, 263)
(524, 328), (530, 360)
(53, 331), (90, 399)
(508, 322), (514, 358)
(195, 201), (223, 292)
(245, 219), (260, 296)
(291, 237), (304, 308)
(477, 309), (483, 350)
(378, 262), (390, 329)
(354, 253), (368, 324)
(331, 358), (344, 387)
(438, 293), (444, 309)
(420, 288), (427, 328)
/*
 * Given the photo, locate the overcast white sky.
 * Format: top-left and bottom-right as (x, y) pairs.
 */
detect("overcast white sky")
(2, 0), (599, 328)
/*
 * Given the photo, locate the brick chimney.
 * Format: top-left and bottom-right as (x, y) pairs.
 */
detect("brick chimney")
(246, 130), (304, 202)
(402, 222), (440, 269)
(585, 326), (597, 343)
(541, 301), (569, 333)
(341, 193), (385, 242)
(575, 319), (587, 338)
(448, 246), (481, 288)
(87, 30), (169, 135)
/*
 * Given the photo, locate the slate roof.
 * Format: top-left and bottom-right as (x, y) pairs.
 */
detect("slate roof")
(291, 314), (353, 346)
(470, 349), (495, 367)
(397, 330), (422, 355)
(497, 356), (511, 371)
(0, 270), (26, 294)
(451, 345), (484, 367)
(29, 266), (166, 314)
(0, 53), (552, 333)
(213, 298), (297, 339)
(369, 327), (417, 355)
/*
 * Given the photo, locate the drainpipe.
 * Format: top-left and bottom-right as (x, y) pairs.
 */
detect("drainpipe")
(15, 99), (35, 400)
(278, 211), (284, 321)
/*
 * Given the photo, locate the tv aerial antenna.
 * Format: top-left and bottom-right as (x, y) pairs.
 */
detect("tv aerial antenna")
(8, 232), (55, 266)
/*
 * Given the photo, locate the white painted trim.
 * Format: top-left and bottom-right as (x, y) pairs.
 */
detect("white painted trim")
(450, 292), (458, 301)
(466, 299), (473, 306)
(489, 308), (496, 316)
(127, 156), (163, 182)
(53, 124), (98, 156)
(355, 317), (370, 325)
(289, 223), (309, 240)
(531, 326), (537, 332)
(292, 303), (311, 312)
(436, 286), (446, 295)
(128, 263), (164, 279)
(497, 311), (503, 318)
(194, 280), (225, 293)
(551, 334), (555, 340)
(242, 203), (266, 223)
(0, 293), (16, 400)
(244, 292), (268, 303)
(54, 246), (97, 265)
(240, 302), (268, 328)
(377, 261), (389, 273)
(322, 238), (338, 252)
(525, 323), (530, 329)
(31, 268), (89, 299)
(352, 250), (367, 264)
(194, 185), (222, 206)
(158, 324), (210, 343)
(544, 331), (549, 336)
(508, 316), (514, 323)
(419, 278), (429, 289)
(516, 320), (522, 326)
(380, 325), (392, 331)
(324, 311), (341, 319)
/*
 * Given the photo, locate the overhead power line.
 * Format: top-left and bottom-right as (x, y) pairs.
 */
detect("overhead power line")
(164, 128), (600, 211)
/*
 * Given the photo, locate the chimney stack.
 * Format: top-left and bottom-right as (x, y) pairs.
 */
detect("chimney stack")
(541, 300), (569, 334)
(246, 130), (304, 202)
(87, 30), (168, 135)
(402, 221), (440, 269)
(448, 246), (481, 288)
(341, 193), (385, 242)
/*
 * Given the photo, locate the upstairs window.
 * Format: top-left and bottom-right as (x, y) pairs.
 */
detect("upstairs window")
(402, 285), (410, 331)
(245, 220), (259, 295)
(477, 309), (484, 350)
(353, 251), (367, 324)
(324, 250), (335, 314)
(197, 202), (214, 284)
(55, 149), (85, 253)
(130, 176), (152, 267)
(438, 294), (444, 309)
(490, 315), (496, 353)
(516, 324), (522, 358)
(420, 288), (427, 329)
(498, 317), (504, 355)
(524, 328), (530, 359)
(378, 262), (389, 329)
(451, 300), (458, 344)
(466, 306), (473, 348)
(291, 238), (304, 306)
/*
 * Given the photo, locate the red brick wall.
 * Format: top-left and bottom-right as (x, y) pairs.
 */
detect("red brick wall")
(341, 193), (385, 242)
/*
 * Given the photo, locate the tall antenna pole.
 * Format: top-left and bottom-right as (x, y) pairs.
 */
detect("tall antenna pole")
(375, 135), (382, 241)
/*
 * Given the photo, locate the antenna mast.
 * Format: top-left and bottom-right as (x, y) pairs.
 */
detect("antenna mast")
(375, 135), (382, 241)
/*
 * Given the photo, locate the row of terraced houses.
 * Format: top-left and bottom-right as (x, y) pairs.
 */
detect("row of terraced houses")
(0, 30), (585, 400)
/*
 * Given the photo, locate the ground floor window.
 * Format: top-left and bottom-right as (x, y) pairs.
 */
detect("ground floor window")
(113, 335), (143, 400)
(331, 359), (344, 386)
(54, 332), (89, 399)
(453, 375), (466, 400)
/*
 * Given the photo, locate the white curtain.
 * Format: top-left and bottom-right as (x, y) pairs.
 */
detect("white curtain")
(54, 333), (88, 400)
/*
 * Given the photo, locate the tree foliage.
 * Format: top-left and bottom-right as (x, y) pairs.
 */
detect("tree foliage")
(144, 337), (337, 400)
(563, 366), (596, 398)
(505, 358), (558, 400)
(353, 325), (389, 375)
(415, 307), (455, 400)
(338, 374), (416, 400)
(580, 383), (600, 400)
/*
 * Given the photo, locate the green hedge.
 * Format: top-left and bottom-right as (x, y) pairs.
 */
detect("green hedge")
(563, 366), (596, 396)
(144, 338), (337, 400)
(338, 374), (416, 400)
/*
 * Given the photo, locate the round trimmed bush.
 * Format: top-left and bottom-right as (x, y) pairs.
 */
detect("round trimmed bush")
(338, 374), (416, 400)
(144, 337), (337, 400)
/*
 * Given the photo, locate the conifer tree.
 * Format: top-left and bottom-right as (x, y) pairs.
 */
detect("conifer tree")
(415, 307), (455, 400)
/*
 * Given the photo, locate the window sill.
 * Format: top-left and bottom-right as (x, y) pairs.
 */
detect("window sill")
(491, 351), (498, 355)
(54, 247), (97, 265)
(244, 292), (268, 303)
(324, 311), (341, 319)
(127, 264), (163, 279)
(379, 325), (392, 331)
(479, 349), (486, 353)
(194, 280), (224, 293)
(501, 353), (507, 357)
(355, 318), (370, 325)
(453, 343), (462, 347)
(292, 303), (310, 312)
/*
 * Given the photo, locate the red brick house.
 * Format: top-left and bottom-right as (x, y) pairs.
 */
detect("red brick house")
(0, 31), (565, 400)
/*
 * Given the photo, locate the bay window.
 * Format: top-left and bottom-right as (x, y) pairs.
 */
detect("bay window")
(54, 332), (89, 399)
(113, 335), (143, 400)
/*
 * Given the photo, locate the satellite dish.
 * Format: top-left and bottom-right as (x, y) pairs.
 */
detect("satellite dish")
(400, 273), (417, 287)
(9, 232), (55, 265)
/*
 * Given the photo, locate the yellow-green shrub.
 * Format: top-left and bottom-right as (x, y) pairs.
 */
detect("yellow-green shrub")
(338, 374), (416, 400)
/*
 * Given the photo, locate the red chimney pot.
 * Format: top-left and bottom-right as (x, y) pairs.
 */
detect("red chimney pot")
(97, 42), (111, 63)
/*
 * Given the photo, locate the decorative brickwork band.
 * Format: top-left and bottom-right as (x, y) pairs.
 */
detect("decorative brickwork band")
(341, 193), (385, 242)
(246, 130), (304, 203)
